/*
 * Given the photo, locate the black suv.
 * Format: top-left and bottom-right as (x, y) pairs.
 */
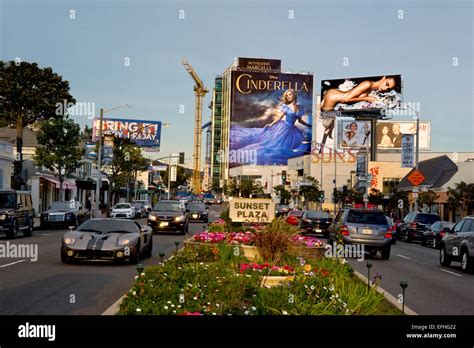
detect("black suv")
(147, 200), (189, 234)
(0, 190), (35, 238)
(398, 212), (441, 243)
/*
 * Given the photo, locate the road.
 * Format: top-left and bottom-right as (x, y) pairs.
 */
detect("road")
(0, 205), (224, 315)
(345, 239), (474, 315)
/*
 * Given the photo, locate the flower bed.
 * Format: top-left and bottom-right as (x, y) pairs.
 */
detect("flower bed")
(239, 262), (295, 276)
(291, 235), (326, 260)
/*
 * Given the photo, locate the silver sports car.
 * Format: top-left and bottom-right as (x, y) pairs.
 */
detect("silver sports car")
(61, 218), (153, 264)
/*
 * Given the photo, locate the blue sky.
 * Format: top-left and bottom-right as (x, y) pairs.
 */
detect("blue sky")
(1, 0), (473, 160)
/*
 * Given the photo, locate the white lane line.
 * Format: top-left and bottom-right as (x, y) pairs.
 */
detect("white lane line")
(396, 254), (411, 260)
(40, 233), (51, 236)
(440, 269), (463, 277)
(0, 259), (27, 268)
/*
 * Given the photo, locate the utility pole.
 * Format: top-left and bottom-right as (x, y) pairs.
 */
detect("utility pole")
(167, 153), (171, 200)
(414, 111), (420, 212)
(95, 108), (104, 218)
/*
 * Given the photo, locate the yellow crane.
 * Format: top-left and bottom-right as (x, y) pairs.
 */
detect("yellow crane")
(181, 58), (208, 194)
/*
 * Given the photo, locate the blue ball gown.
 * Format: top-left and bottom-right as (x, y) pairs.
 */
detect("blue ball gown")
(230, 104), (311, 166)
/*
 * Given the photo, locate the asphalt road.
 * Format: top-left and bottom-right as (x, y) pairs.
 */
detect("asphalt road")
(0, 205), (224, 315)
(345, 239), (474, 315)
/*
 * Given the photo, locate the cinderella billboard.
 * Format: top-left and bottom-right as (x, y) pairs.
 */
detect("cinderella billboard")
(229, 71), (313, 167)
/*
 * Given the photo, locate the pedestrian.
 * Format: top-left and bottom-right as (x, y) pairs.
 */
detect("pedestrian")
(85, 196), (92, 211)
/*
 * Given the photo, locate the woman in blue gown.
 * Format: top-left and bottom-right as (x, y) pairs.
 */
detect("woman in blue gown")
(230, 89), (311, 165)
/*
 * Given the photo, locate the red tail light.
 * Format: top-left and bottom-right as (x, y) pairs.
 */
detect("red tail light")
(340, 225), (349, 236)
(440, 231), (445, 237)
(410, 222), (417, 228)
(385, 231), (393, 239)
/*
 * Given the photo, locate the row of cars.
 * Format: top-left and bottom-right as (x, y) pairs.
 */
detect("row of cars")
(61, 199), (210, 264)
(280, 205), (474, 273)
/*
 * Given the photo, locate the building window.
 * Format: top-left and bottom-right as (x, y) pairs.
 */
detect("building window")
(382, 178), (401, 194)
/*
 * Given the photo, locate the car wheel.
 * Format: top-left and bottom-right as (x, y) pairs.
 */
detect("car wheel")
(402, 231), (411, 243)
(129, 243), (141, 264)
(23, 218), (34, 237)
(381, 246), (391, 260)
(143, 236), (153, 258)
(461, 249), (474, 274)
(6, 219), (19, 239)
(440, 246), (452, 267)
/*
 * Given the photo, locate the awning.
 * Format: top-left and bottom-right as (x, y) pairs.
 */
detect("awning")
(40, 176), (76, 189)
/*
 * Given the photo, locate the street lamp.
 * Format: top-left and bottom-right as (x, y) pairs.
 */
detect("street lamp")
(95, 104), (131, 218)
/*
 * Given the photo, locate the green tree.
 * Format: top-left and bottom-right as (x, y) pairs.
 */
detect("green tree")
(447, 181), (474, 219)
(0, 61), (75, 189)
(418, 190), (439, 211)
(160, 165), (190, 191)
(368, 188), (384, 206)
(298, 176), (321, 208)
(273, 184), (291, 204)
(33, 117), (84, 201)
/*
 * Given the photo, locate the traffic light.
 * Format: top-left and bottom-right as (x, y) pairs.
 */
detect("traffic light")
(319, 190), (325, 202)
(281, 170), (287, 184)
(179, 152), (185, 165)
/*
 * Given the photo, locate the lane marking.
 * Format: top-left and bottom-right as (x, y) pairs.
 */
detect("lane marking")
(0, 259), (27, 268)
(396, 254), (411, 260)
(440, 269), (463, 277)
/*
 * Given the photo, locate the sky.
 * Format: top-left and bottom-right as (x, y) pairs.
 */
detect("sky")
(1, 0), (473, 163)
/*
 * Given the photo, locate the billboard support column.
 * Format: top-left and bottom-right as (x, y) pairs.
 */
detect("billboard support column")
(95, 108), (104, 218)
(370, 118), (377, 161)
(414, 112), (420, 212)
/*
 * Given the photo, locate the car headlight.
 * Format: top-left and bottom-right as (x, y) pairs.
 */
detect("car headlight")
(148, 214), (157, 221)
(0, 214), (7, 221)
(175, 215), (185, 222)
(64, 238), (76, 245)
(117, 239), (131, 246)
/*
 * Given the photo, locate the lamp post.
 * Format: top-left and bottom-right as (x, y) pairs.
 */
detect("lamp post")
(95, 104), (131, 218)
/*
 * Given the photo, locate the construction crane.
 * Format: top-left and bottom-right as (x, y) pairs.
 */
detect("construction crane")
(181, 58), (209, 194)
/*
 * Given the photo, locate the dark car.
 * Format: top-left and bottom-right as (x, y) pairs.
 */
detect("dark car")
(187, 202), (208, 223)
(398, 212), (441, 243)
(440, 216), (474, 273)
(422, 221), (454, 248)
(275, 205), (290, 217)
(131, 202), (147, 218)
(286, 210), (304, 226)
(61, 218), (153, 264)
(328, 208), (393, 259)
(299, 210), (332, 237)
(147, 200), (189, 234)
(0, 190), (35, 238)
(40, 201), (90, 229)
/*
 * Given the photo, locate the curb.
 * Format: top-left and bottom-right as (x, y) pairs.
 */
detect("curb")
(101, 248), (183, 316)
(353, 269), (417, 315)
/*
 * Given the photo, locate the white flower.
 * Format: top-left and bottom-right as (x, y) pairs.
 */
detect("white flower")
(212, 312), (217, 315)
(310, 285), (315, 290)
(140, 272), (145, 276)
(167, 301), (172, 304)
(200, 262), (204, 265)
(134, 276), (139, 279)
(164, 306), (169, 310)
(244, 311), (250, 315)
(171, 304), (175, 308)
(136, 308), (141, 312)
(173, 310), (176, 314)
(132, 291), (137, 296)
(207, 302), (211, 305)
(193, 297), (198, 300)
(282, 311), (288, 315)
(251, 306), (256, 311)
(216, 304), (220, 307)
(304, 285), (308, 289)
(178, 305), (181, 308)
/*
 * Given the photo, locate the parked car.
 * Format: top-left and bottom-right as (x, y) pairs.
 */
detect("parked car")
(0, 189), (35, 238)
(328, 208), (393, 259)
(299, 210), (332, 238)
(385, 216), (398, 245)
(439, 216), (474, 273)
(187, 201), (209, 223)
(132, 200), (152, 212)
(422, 221), (454, 248)
(275, 204), (290, 217)
(111, 203), (135, 219)
(398, 212), (441, 243)
(60, 218), (153, 264)
(286, 210), (304, 226)
(131, 202), (147, 218)
(40, 201), (90, 229)
(147, 200), (189, 234)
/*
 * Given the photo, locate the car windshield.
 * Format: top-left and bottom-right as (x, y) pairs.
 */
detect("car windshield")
(306, 211), (330, 219)
(154, 201), (182, 212)
(50, 201), (73, 210)
(288, 211), (304, 217)
(415, 214), (441, 224)
(188, 203), (205, 210)
(78, 219), (137, 233)
(0, 193), (16, 208)
(346, 211), (387, 225)
(115, 204), (131, 209)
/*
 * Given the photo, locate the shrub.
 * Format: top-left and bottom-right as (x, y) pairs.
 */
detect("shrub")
(254, 218), (300, 262)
